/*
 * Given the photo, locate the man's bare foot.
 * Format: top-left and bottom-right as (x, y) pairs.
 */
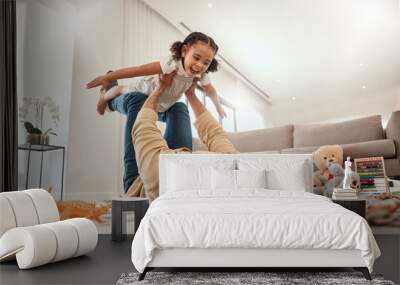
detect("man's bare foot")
(96, 91), (109, 115)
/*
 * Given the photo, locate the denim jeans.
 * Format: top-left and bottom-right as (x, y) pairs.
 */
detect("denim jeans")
(109, 92), (192, 193)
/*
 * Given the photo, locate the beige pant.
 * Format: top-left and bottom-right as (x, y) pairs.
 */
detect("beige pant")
(126, 107), (238, 201)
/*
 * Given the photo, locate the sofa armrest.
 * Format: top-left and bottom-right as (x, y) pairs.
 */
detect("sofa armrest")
(386, 110), (400, 158)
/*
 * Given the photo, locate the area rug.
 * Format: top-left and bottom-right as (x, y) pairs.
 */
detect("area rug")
(116, 271), (396, 285)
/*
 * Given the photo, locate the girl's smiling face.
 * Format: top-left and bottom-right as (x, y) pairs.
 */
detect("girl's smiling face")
(181, 42), (216, 76)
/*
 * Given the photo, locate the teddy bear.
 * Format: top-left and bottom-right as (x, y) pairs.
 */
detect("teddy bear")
(312, 145), (361, 197)
(312, 145), (344, 197)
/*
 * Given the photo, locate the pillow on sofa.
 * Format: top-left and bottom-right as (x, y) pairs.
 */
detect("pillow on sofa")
(293, 115), (384, 147)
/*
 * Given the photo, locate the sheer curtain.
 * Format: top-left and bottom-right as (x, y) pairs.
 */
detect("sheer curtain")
(115, 0), (184, 190)
(0, 0), (18, 192)
(122, 0), (183, 68)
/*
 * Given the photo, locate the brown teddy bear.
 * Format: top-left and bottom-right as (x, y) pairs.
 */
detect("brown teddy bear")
(312, 145), (344, 187)
(312, 145), (345, 196)
(312, 145), (361, 196)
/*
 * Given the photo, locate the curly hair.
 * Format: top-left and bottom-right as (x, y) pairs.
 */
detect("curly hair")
(170, 32), (219, 73)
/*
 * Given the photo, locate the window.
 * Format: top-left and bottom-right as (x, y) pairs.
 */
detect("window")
(187, 86), (237, 138)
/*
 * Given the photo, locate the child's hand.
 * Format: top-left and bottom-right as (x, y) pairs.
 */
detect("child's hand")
(86, 75), (110, 90)
(157, 69), (177, 90)
(216, 104), (227, 119)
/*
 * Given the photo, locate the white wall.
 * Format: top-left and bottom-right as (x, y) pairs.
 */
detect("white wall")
(16, 0), (75, 200)
(235, 81), (273, 130)
(395, 89), (400, 111)
(65, 0), (125, 200)
(268, 87), (398, 127)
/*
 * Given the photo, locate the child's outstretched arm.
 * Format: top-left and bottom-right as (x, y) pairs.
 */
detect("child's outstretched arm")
(203, 83), (227, 118)
(86, 62), (163, 90)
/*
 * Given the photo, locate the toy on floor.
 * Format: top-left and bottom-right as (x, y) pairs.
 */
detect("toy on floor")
(56, 200), (111, 223)
(47, 186), (111, 223)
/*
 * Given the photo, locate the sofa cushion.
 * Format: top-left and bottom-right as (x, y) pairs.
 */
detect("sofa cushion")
(342, 139), (396, 159)
(281, 139), (396, 159)
(293, 115), (384, 147)
(226, 125), (294, 152)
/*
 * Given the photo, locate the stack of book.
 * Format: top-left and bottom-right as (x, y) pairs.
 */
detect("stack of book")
(332, 188), (358, 200)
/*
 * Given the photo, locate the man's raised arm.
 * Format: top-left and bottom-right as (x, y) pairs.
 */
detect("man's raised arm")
(185, 81), (237, 154)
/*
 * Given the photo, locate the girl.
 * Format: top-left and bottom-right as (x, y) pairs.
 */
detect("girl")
(87, 32), (226, 118)
(86, 32), (225, 194)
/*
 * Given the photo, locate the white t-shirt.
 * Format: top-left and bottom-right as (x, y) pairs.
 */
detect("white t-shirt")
(127, 55), (211, 112)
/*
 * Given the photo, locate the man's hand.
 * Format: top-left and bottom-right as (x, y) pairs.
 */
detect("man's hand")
(86, 75), (110, 90)
(157, 69), (177, 91)
(143, 70), (178, 111)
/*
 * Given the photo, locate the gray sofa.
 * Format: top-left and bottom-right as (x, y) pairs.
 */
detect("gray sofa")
(193, 110), (400, 177)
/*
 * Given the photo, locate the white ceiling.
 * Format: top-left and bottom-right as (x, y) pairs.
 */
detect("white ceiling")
(144, 0), (400, 100)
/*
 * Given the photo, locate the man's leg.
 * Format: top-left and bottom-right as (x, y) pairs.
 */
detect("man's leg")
(159, 102), (193, 150)
(109, 92), (148, 193)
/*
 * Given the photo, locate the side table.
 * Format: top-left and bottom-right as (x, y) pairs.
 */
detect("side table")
(18, 143), (66, 200)
(332, 198), (366, 218)
(112, 197), (149, 242)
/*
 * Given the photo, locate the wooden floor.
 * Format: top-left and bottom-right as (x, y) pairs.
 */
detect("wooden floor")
(0, 235), (133, 285)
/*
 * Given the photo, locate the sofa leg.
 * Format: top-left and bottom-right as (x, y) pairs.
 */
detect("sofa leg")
(354, 267), (371, 280)
(138, 268), (148, 281)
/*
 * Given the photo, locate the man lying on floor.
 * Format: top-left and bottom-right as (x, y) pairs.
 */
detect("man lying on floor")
(126, 72), (238, 201)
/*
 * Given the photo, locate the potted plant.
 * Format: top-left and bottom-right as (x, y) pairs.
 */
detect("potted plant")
(19, 96), (60, 145)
